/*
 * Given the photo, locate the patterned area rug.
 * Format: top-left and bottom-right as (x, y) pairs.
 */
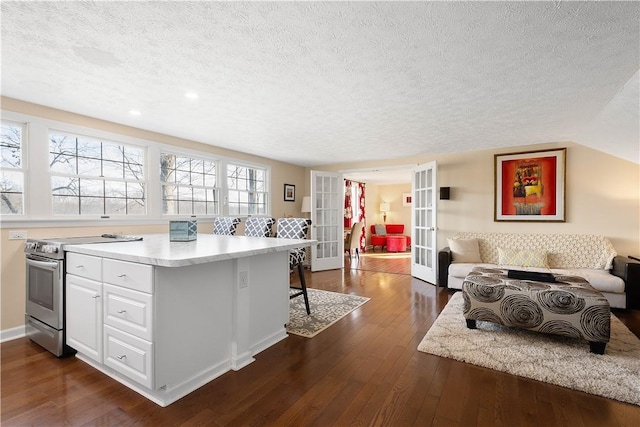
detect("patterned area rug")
(287, 289), (370, 338)
(418, 292), (640, 406)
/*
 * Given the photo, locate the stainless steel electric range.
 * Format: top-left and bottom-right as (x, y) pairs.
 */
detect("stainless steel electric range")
(24, 235), (142, 356)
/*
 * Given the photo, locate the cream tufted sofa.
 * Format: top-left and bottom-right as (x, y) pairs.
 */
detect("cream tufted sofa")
(438, 232), (640, 309)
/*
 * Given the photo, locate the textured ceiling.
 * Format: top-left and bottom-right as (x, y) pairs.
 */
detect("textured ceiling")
(1, 1), (639, 169)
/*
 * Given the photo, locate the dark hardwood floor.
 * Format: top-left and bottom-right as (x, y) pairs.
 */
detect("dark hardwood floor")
(3, 253), (640, 426)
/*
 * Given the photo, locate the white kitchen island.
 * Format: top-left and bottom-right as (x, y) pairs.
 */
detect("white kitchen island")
(64, 233), (313, 407)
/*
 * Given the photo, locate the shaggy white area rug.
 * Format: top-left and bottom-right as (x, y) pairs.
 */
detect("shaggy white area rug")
(287, 289), (369, 338)
(418, 292), (640, 406)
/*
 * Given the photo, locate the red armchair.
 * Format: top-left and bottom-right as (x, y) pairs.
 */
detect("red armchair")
(370, 224), (411, 251)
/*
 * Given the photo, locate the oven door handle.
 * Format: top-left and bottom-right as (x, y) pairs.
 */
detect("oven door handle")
(26, 257), (59, 271)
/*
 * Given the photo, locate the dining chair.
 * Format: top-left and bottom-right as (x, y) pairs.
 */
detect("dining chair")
(276, 217), (311, 315)
(212, 217), (241, 236)
(244, 217), (275, 237)
(345, 221), (365, 258)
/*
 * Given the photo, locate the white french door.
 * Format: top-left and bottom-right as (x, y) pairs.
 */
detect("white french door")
(411, 161), (437, 284)
(310, 170), (343, 271)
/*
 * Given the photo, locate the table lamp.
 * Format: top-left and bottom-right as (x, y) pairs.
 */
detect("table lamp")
(380, 202), (390, 223)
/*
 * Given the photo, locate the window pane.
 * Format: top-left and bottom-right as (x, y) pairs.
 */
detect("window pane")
(163, 185), (177, 200)
(105, 180), (126, 198)
(51, 176), (79, 196)
(78, 156), (102, 177)
(160, 153), (176, 182)
(49, 134), (76, 155)
(124, 162), (143, 180)
(102, 160), (124, 179)
(50, 154), (77, 174)
(127, 199), (146, 215)
(77, 138), (101, 159)
(102, 143), (123, 162)
(178, 186), (192, 200)
(105, 198), (126, 215)
(124, 146), (144, 165)
(1, 123), (21, 168)
(52, 195), (79, 215)
(193, 201), (207, 215)
(176, 170), (190, 184)
(80, 197), (103, 215)
(79, 179), (104, 197)
(191, 172), (204, 186)
(175, 157), (191, 171)
(193, 187), (206, 201)
(178, 200), (192, 215)
(127, 182), (145, 199)
(0, 170), (23, 214)
(164, 199), (177, 215)
(0, 192), (23, 215)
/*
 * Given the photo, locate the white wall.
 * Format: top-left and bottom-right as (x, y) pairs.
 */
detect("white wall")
(312, 141), (640, 257)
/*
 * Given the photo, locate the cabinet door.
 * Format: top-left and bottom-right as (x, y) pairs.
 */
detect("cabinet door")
(66, 274), (102, 362)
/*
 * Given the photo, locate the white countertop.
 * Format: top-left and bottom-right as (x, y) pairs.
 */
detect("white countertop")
(64, 233), (315, 267)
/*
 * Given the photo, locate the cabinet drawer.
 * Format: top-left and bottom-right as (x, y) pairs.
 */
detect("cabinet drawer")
(103, 259), (152, 293)
(104, 284), (152, 341)
(104, 325), (153, 389)
(66, 253), (102, 282)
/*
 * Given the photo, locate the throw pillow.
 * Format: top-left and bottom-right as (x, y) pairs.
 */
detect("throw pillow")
(498, 247), (549, 268)
(374, 224), (387, 236)
(447, 238), (482, 263)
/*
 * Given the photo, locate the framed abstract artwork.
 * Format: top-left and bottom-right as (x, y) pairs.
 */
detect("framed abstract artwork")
(494, 148), (566, 222)
(402, 193), (412, 206)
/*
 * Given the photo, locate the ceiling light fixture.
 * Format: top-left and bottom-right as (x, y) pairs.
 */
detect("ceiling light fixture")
(129, 109), (141, 116)
(184, 92), (199, 99)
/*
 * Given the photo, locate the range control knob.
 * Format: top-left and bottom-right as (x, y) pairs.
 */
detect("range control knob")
(25, 242), (38, 250)
(41, 245), (59, 254)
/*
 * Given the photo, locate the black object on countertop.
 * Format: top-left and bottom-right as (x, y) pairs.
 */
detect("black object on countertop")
(101, 234), (143, 241)
(507, 269), (556, 283)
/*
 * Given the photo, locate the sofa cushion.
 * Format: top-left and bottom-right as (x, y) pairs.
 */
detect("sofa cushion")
(374, 224), (387, 236)
(448, 238), (482, 263)
(498, 247), (549, 268)
(451, 232), (617, 270)
(385, 224), (404, 234)
(559, 268), (626, 294)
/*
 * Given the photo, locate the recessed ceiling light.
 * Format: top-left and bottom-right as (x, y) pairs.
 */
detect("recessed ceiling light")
(129, 110), (141, 116)
(184, 92), (199, 99)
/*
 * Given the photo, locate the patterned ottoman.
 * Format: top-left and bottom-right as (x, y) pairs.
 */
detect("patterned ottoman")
(462, 267), (611, 354)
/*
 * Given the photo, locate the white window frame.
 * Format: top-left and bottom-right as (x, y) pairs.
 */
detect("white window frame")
(0, 110), (272, 227)
(0, 119), (27, 216)
(48, 129), (147, 217)
(159, 149), (221, 217)
(226, 161), (270, 217)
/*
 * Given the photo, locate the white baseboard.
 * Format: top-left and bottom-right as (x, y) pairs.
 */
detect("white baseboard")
(1, 325), (25, 343)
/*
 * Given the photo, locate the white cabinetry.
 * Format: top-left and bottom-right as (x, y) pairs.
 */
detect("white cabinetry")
(64, 234), (295, 407)
(102, 260), (154, 389)
(66, 253), (103, 363)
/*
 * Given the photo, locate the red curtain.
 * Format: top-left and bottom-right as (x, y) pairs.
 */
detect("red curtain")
(357, 182), (366, 251)
(344, 180), (353, 228)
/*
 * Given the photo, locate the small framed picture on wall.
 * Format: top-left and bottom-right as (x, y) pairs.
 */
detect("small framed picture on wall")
(284, 184), (295, 202)
(402, 193), (412, 206)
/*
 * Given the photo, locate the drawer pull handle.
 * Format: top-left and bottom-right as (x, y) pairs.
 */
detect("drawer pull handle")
(117, 274), (127, 278)
(75, 265), (84, 268)
(117, 355), (126, 360)
(92, 294), (100, 299)
(117, 309), (126, 314)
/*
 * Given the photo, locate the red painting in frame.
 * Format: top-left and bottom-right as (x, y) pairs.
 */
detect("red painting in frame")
(494, 148), (566, 222)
